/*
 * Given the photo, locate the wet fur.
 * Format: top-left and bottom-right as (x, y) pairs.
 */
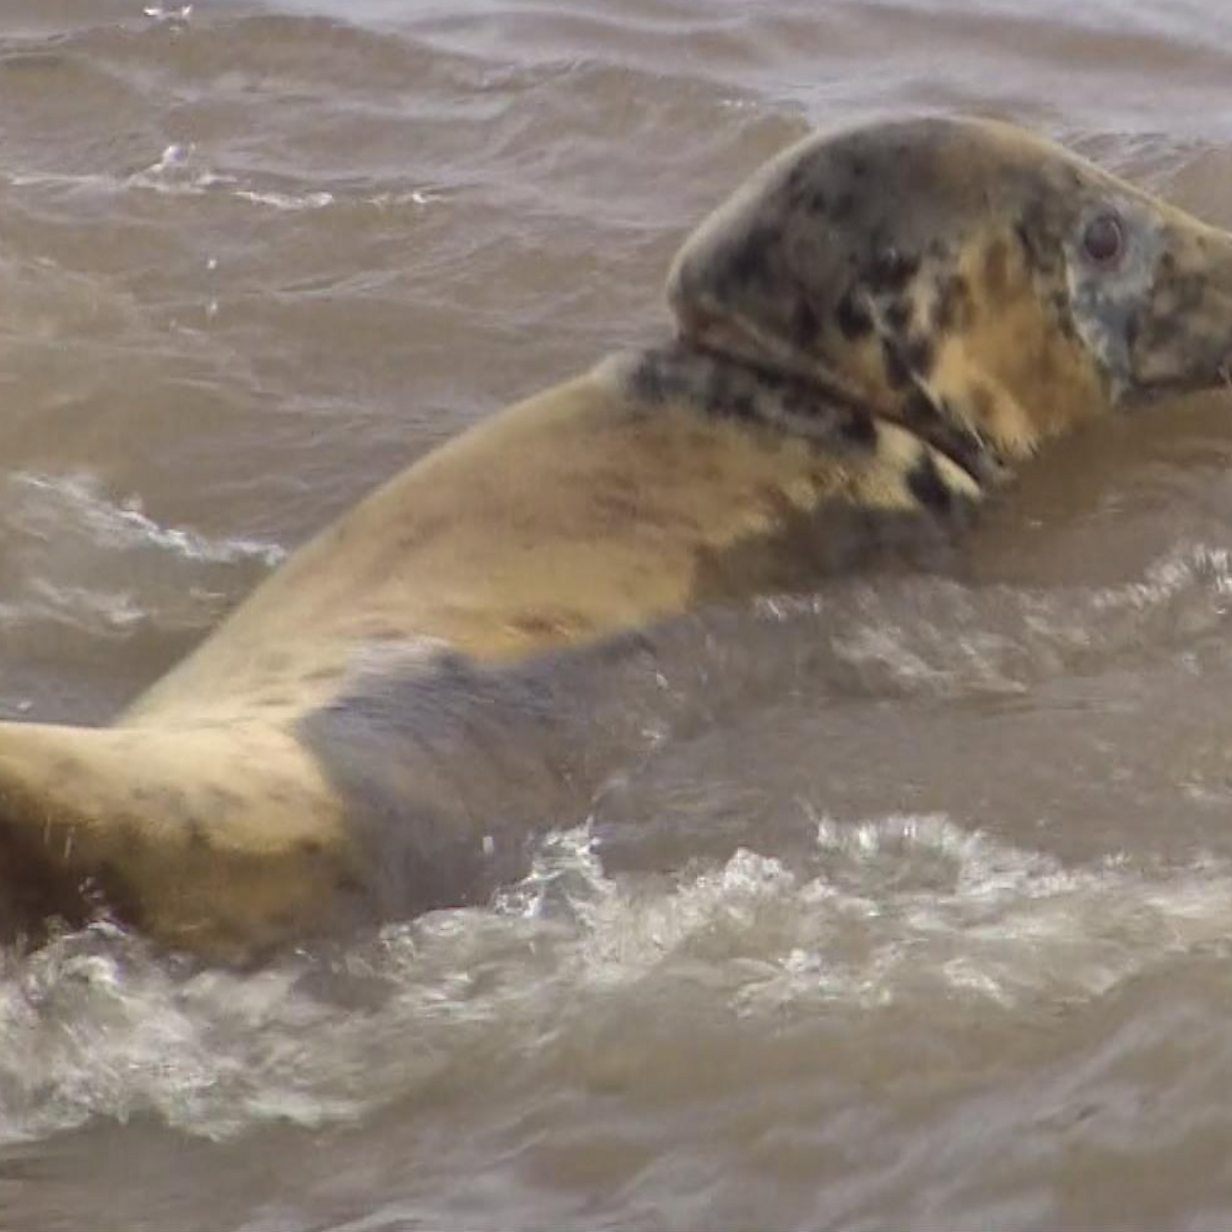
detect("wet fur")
(2, 116), (1231, 959)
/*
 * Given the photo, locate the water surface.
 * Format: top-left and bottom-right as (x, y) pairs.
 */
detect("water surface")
(4, 1), (1232, 1228)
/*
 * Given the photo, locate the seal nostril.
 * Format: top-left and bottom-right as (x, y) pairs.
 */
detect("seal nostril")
(1082, 212), (1124, 266)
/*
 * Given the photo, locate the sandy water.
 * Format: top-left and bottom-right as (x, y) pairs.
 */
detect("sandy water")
(5, 1), (1232, 1228)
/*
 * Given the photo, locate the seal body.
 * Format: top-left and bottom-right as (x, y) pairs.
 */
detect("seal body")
(3, 116), (1232, 959)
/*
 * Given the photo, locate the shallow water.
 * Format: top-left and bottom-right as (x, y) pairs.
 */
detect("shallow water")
(4, 0), (1232, 1228)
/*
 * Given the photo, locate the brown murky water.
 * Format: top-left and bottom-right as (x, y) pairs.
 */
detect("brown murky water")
(5, 1), (1232, 1228)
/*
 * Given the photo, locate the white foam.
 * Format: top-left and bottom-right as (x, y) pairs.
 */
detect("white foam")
(8, 472), (286, 568)
(748, 539), (1232, 700)
(2, 146), (446, 214)
(3, 814), (1230, 1144)
(0, 471), (284, 637)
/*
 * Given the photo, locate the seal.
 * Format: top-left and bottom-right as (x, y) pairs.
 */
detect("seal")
(3, 115), (1232, 959)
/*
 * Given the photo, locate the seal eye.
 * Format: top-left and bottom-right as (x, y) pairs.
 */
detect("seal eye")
(1082, 212), (1124, 266)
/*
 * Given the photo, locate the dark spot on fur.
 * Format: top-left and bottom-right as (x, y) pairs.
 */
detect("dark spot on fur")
(881, 339), (912, 388)
(836, 289), (872, 339)
(727, 224), (777, 288)
(840, 411), (878, 449)
(904, 335), (935, 377)
(792, 297), (821, 344)
(903, 389), (941, 427)
(867, 249), (920, 293)
(884, 300), (912, 334)
(1014, 200), (1064, 278)
(627, 357), (663, 404)
(906, 454), (953, 515)
(1015, 221), (1038, 269)
(702, 365), (730, 409)
(933, 274), (975, 333)
(187, 819), (209, 849)
(300, 838), (325, 860)
(968, 382), (996, 423)
(830, 191), (857, 223)
(983, 238), (1010, 298)
(728, 392), (756, 419)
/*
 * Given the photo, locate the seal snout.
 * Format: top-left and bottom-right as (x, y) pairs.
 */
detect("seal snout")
(1114, 213), (1232, 400)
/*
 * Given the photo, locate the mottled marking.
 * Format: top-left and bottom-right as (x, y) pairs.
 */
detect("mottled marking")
(905, 453), (954, 515)
(867, 249), (920, 293)
(904, 336), (935, 377)
(726, 390), (756, 420)
(983, 237), (1010, 299)
(968, 382), (996, 423)
(726, 224), (777, 287)
(791, 297), (821, 344)
(1013, 199), (1064, 277)
(836, 289), (873, 339)
(830, 191), (857, 222)
(627, 350), (668, 405)
(839, 410), (878, 449)
(902, 389), (941, 428)
(1046, 287), (1074, 331)
(881, 339), (912, 388)
(932, 274), (975, 333)
(884, 300), (912, 334)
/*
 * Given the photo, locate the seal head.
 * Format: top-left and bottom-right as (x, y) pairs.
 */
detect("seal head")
(668, 117), (1232, 473)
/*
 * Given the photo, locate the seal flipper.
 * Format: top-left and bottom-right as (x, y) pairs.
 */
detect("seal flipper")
(0, 720), (363, 960)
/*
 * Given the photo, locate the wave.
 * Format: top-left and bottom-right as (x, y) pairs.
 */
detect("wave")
(2, 809), (1228, 1145)
(0, 471), (284, 638)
